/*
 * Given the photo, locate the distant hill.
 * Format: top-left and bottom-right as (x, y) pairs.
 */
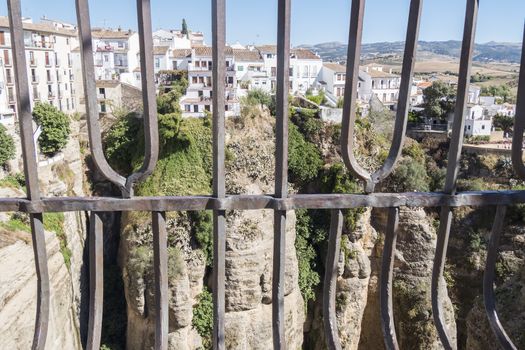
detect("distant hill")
(299, 41), (523, 64)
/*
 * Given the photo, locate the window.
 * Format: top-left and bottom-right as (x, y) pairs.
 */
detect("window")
(155, 58), (160, 68)
(267, 54), (272, 58)
(47, 70), (52, 82)
(482, 125), (485, 130)
(172, 61), (178, 70)
(185, 105), (191, 112)
(0, 31), (5, 46)
(104, 55), (109, 62)
(238, 65), (244, 72)
(45, 52), (50, 65)
(193, 105), (198, 113)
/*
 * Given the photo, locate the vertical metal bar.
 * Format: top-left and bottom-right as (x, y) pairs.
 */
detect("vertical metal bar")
(274, 0), (291, 348)
(86, 212), (104, 350)
(7, 1), (50, 349)
(323, 209), (343, 350)
(211, 0), (226, 349)
(341, 0), (370, 192)
(483, 206), (517, 350)
(380, 208), (400, 350)
(431, 1), (479, 349)
(373, 0), (423, 184)
(125, 0), (159, 194)
(511, 23), (525, 179)
(75, 0), (127, 195)
(153, 211), (168, 350)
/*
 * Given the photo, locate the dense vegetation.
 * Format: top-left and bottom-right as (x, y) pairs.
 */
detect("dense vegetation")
(0, 124), (15, 167)
(32, 102), (71, 156)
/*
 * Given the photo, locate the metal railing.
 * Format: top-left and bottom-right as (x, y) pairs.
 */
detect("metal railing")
(3, 0), (524, 349)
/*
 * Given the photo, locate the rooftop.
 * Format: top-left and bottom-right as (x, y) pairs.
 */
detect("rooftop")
(0, 16), (77, 37)
(92, 28), (134, 39)
(323, 62), (346, 73)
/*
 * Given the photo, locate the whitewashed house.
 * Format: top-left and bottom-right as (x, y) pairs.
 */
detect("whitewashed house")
(180, 46), (239, 118)
(233, 48), (269, 94)
(91, 28), (140, 86)
(464, 104), (492, 137)
(360, 66), (401, 108)
(256, 45), (322, 94)
(319, 63), (346, 99)
(0, 16), (81, 125)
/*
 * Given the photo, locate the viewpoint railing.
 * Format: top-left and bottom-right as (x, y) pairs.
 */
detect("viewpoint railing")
(4, 0), (524, 349)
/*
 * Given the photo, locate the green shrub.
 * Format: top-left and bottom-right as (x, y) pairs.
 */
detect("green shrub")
(288, 123), (323, 185)
(388, 158), (430, 192)
(0, 173), (25, 189)
(295, 209), (321, 307)
(189, 211), (213, 266)
(244, 88), (272, 108)
(0, 124), (15, 166)
(193, 289), (213, 349)
(104, 114), (143, 175)
(291, 108), (323, 143)
(43, 212), (71, 269)
(305, 90), (326, 105)
(32, 102), (71, 156)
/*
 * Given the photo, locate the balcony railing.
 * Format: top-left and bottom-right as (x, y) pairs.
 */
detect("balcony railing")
(31, 76), (39, 84)
(2, 1), (524, 350)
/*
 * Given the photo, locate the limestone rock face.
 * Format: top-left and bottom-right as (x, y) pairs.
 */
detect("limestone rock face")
(466, 225), (525, 349)
(0, 230), (81, 350)
(121, 110), (304, 349)
(389, 207), (457, 350)
(0, 120), (87, 349)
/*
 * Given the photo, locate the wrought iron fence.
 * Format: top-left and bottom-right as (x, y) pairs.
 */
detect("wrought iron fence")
(3, 0), (525, 349)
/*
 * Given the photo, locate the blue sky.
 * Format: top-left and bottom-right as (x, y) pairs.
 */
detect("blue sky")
(0, 0), (523, 45)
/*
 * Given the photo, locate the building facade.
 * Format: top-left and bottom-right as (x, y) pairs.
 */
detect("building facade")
(0, 17), (80, 125)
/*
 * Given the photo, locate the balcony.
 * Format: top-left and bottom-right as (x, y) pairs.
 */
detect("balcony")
(45, 60), (52, 67)
(55, 58), (61, 67)
(31, 76), (39, 84)
(8, 94), (16, 104)
(33, 92), (41, 101)
(48, 91), (55, 99)
(68, 60), (73, 68)
(4, 59), (12, 67)
(6, 76), (14, 85)
(29, 58), (37, 67)
(46, 77), (54, 84)
(31, 40), (54, 49)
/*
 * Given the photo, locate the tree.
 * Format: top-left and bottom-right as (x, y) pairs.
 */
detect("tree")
(422, 81), (456, 122)
(493, 114), (514, 134)
(181, 19), (188, 35)
(0, 124), (15, 167)
(32, 102), (71, 156)
(481, 84), (515, 103)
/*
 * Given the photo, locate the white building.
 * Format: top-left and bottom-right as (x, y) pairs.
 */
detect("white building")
(233, 48), (269, 94)
(319, 63), (402, 109)
(319, 63), (347, 99)
(465, 104), (492, 137)
(256, 45), (322, 94)
(180, 46), (239, 118)
(153, 29), (204, 49)
(0, 17), (80, 125)
(91, 28), (140, 85)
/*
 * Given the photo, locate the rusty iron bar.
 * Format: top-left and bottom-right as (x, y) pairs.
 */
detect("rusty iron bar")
(75, 0), (127, 196)
(512, 23), (525, 179)
(431, 1), (479, 349)
(341, 0), (422, 194)
(483, 206), (517, 350)
(211, 0), (226, 348)
(125, 0), (159, 194)
(6, 191), (525, 213)
(380, 208), (400, 350)
(323, 210), (343, 350)
(75, 0), (158, 198)
(7, 1), (50, 349)
(341, 0), (369, 191)
(153, 211), (169, 350)
(86, 212), (104, 350)
(273, 0), (291, 348)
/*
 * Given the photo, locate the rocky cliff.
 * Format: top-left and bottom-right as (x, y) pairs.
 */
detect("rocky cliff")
(0, 120), (87, 349)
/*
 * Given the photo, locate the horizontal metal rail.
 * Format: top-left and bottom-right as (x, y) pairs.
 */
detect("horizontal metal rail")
(1, 191), (525, 213)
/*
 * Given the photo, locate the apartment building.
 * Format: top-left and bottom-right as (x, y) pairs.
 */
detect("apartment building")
(233, 48), (268, 93)
(0, 17), (80, 125)
(91, 28), (140, 85)
(180, 46), (238, 117)
(360, 65), (401, 107)
(256, 45), (322, 94)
